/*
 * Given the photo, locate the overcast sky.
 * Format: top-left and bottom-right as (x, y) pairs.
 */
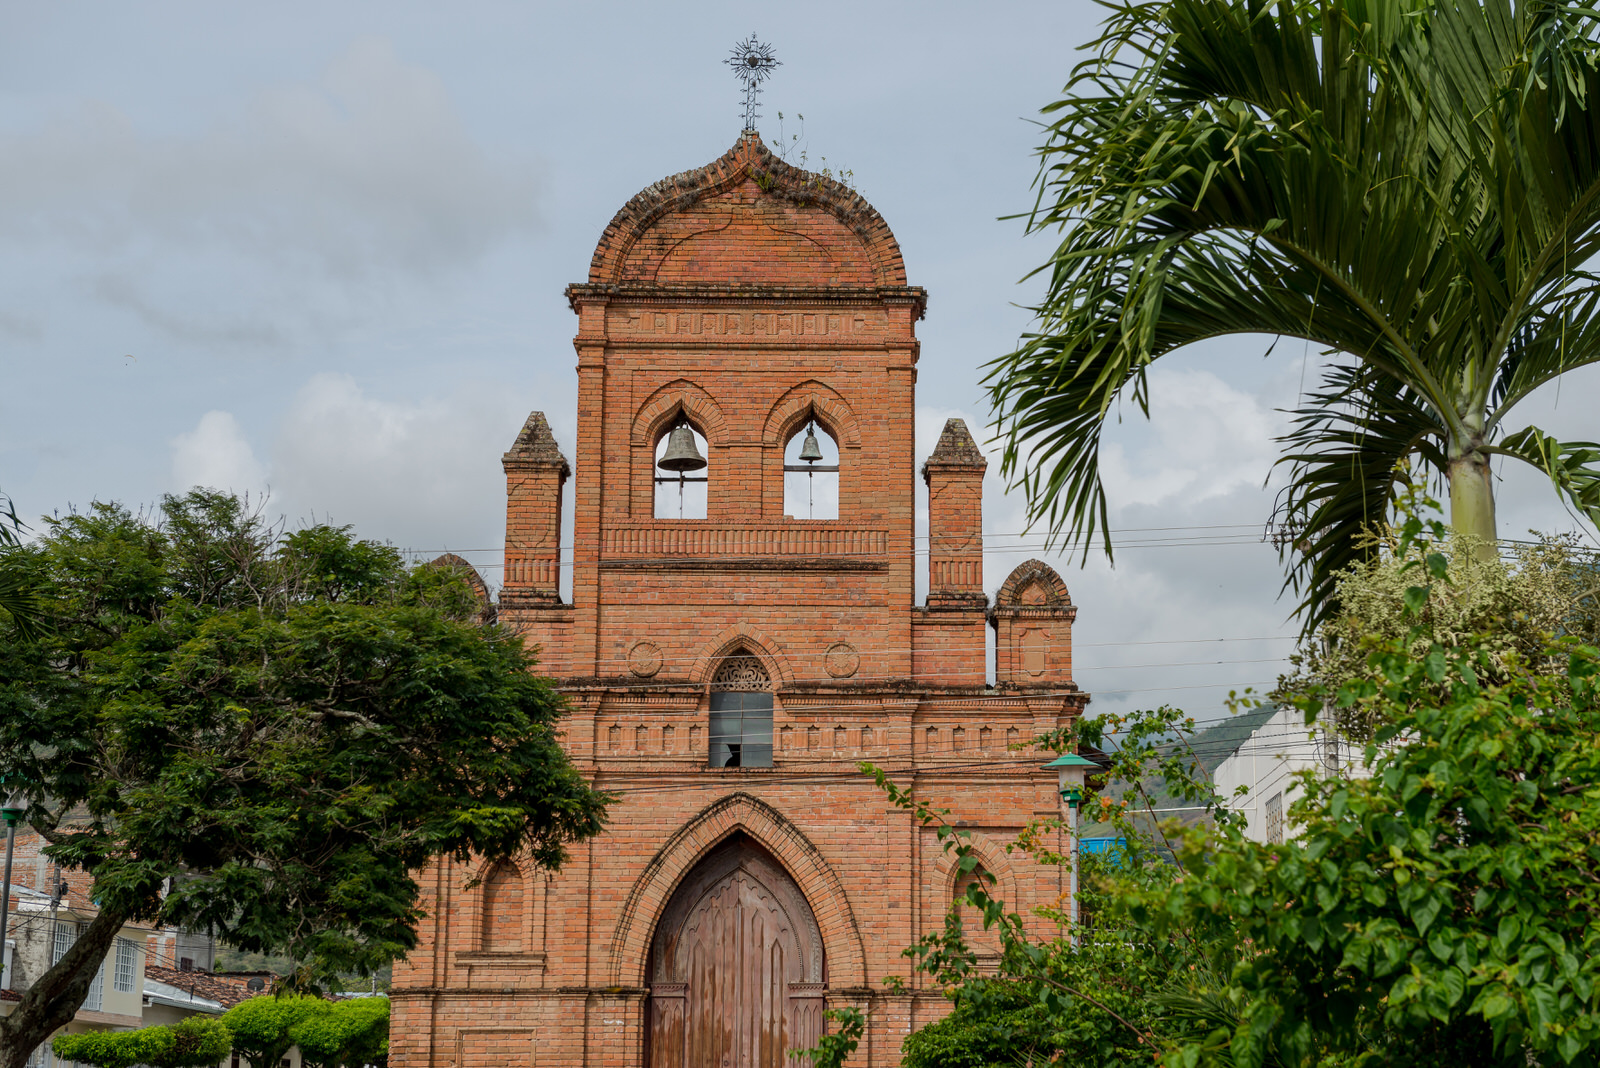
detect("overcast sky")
(3, 1), (1595, 725)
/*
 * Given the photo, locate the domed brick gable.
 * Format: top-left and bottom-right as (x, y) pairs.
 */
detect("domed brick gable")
(586, 131), (908, 289)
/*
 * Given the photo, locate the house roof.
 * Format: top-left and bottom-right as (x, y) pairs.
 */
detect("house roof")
(1, 989), (20, 1003)
(142, 966), (267, 1009)
(143, 978), (224, 1014)
(1, 883), (47, 903)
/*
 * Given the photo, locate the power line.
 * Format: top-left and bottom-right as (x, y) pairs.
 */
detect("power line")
(393, 523), (1271, 555)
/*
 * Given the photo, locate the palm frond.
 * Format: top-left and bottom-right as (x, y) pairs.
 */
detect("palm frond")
(988, 0), (1600, 621)
(1491, 425), (1600, 526)
(1274, 362), (1446, 630)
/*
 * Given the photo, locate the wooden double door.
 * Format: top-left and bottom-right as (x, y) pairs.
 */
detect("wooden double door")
(647, 836), (825, 1068)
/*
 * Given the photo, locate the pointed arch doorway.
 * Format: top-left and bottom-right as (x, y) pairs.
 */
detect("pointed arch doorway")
(646, 834), (826, 1068)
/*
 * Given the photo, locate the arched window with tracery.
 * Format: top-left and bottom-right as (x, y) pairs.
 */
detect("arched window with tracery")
(655, 417), (709, 519)
(480, 861), (525, 952)
(708, 654), (773, 768)
(783, 419), (838, 520)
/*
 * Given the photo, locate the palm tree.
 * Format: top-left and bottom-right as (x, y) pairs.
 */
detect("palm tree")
(0, 489), (41, 639)
(987, 0), (1600, 626)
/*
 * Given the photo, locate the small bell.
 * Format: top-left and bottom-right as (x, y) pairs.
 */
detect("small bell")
(797, 424), (824, 463)
(658, 422), (707, 473)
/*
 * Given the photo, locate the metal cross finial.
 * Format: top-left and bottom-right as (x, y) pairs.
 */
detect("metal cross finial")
(725, 33), (780, 131)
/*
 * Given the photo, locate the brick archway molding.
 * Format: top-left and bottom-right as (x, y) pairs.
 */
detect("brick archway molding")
(606, 791), (868, 987)
(930, 828), (1022, 916)
(689, 623), (794, 688)
(994, 558), (1072, 607)
(763, 380), (862, 450)
(632, 379), (729, 448)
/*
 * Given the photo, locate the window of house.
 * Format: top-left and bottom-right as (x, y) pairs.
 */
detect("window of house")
(708, 655), (773, 768)
(84, 961), (104, 1012)
(113, 938), (137, 993)
(654, 419), (709, 519)
(52, 922), (74, 966)
(783, 421), (838, 520)
(1265, 792), (1284, 844)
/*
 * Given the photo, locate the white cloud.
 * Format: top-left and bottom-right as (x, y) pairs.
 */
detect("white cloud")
(0, 37), (541, 347)
(269, 372), (525, 566)
(1098, 367), (1286, 510)
(0, 37), (539, 271)
(170, 410), (267, 493)
(916, 368), (1303, 723)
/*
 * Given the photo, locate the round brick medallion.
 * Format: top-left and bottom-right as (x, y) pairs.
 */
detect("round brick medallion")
(823, 642), (860, 679)
(628, 641), (663, 678)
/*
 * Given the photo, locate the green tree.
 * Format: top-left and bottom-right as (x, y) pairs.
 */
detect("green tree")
(290, 997), (390, 1068)
(0, 491), (610, 1068)
(51, 1016), (233, 1068)
(1280, 500), (1600, 736)
(1131, 632), (1600, 1065)
(986, 0), (1600, 625)
(223, 995), (328, 1068)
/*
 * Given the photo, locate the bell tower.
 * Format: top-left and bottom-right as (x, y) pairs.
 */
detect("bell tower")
(499, 129), (927, 693)
(390, 131), (1089, 1068)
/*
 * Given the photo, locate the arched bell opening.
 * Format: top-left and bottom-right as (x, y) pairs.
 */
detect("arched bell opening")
(645, 833), (826, 1068)
(654, 417), (710, 519)
(708, 651), (773, 768)
(783, 418), (839, 520)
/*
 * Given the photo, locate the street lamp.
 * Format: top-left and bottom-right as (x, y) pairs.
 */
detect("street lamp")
(1, 783), (26, 989)
(1043, 753), (1097, 942)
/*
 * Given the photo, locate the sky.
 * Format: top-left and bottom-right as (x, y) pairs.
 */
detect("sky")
(2, 1), (1596, 726)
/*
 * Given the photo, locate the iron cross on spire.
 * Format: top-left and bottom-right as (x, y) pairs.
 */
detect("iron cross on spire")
(725, 33), (780, 131)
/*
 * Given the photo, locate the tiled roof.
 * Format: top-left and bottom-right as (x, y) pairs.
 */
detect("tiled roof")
(1, 989), (20, 1003)
(142, 967), (270, 1009)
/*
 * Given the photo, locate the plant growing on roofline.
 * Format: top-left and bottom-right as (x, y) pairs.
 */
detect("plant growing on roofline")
(0, 490), (610, 1068)
(986, 0), (1600, 629)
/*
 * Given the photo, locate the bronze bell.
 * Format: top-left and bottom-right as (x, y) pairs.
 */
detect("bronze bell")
(798, 424), (824, 463)
(658, 422), (707, 472)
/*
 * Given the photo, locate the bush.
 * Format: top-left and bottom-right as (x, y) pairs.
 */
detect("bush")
(900, 986), (1054, 1068)
(53, 1017), (232, 1068)
(290, 997), (389, 1068)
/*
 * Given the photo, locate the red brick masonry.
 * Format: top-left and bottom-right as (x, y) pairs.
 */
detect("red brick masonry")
(391, 132), (1087, 1068)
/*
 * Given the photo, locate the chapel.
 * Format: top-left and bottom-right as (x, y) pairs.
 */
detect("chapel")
(388, 130), (1087, 1068)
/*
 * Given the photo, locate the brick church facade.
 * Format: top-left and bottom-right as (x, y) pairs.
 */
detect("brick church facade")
(390, 132), (1088, 1067)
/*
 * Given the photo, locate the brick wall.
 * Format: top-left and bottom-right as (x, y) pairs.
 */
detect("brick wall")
(392, 132), (1087, 1068)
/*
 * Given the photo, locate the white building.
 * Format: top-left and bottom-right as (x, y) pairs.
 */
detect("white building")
(1212, 705), (1374, 843)
(2, 881), (151, 1067)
